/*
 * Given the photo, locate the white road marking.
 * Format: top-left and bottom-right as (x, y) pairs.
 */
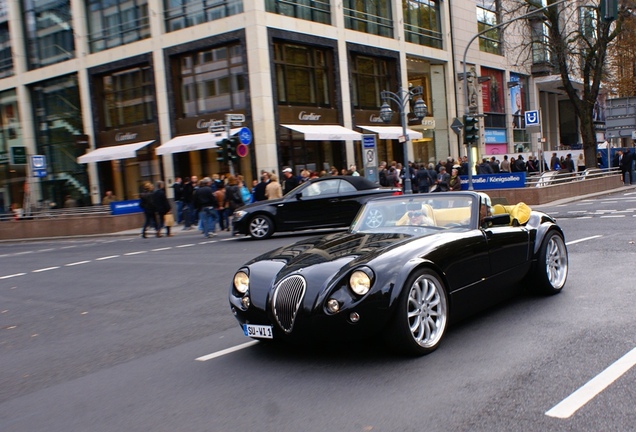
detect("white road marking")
(37, 248), (54, 252)
(65, 261), (90, 266)
(96, 255), (119, 260)
(566, 235), (602, 246)
(600, 215), (625, 218)
(177, 244), (195, 248)
(60, 245), (77, 249)
(32, 266), (60, 273)
(151, 247), (172, 251)
(576, 216), (593, 220)
(124, 251), (147, 256)
(0, 273), (26, 280)
(546, 347), (636, 419)
(195, 341), (259, 362)
(566, 211), (587, 214)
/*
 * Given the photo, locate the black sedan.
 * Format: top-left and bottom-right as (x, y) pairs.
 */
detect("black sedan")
(232, 176), (401, 239)
(228, 192), (568, 355)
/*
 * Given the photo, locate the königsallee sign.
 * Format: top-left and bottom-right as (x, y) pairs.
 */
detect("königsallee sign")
(459, 172), (526, 190)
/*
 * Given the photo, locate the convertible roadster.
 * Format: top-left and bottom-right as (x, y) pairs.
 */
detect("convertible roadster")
(228, 191), (568, 355)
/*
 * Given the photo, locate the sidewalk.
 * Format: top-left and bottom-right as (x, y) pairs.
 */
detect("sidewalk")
(532, 183), (636, 209)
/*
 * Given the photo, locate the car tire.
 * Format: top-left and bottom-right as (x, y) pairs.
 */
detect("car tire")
(364, 207), (385, 229)
(388, 268), (449, 356)
(249, 214), (274, 239)
(533, 230), (568, 295)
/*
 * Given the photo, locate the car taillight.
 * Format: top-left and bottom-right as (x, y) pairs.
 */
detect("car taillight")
(392, 191), (403, 195)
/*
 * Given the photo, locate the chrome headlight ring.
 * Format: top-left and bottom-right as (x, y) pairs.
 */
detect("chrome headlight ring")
(233, 269), (250, 294)
(349, 268), (374, 296)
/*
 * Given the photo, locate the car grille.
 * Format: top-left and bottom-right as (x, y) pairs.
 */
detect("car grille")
(272, 275), (306, 333)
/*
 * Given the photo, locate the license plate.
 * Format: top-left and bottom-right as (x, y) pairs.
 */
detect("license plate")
(243, 324), (273, 339)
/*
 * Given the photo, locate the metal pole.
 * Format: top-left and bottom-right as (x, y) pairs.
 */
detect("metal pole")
(400, 91), (411, 194)
(460, 0), (569, 190)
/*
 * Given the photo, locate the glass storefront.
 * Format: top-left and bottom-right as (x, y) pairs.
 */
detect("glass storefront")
(31, 74), (88, 207)
(0, 4), (13, 79)
(0, 89), (21, 213)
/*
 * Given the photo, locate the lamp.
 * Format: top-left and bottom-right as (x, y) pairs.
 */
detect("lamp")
(379, 86), (428, 194)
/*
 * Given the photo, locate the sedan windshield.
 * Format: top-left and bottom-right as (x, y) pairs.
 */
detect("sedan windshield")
(351, 194), (476, 233)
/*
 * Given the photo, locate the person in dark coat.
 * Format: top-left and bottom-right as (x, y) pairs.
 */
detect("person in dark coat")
(139, 182), (157, 238)
(181, 177), (194, 230)
(416, 163), (432, 193)
(253, 172), (269, 202)
(153, 181), (172, 237)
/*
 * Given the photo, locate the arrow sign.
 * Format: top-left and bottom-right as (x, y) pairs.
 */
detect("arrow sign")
(451, 117), (464, 136)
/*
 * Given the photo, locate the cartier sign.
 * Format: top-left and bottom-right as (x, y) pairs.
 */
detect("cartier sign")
(298, 111), (321, 121)
(115, 132), (139, 142)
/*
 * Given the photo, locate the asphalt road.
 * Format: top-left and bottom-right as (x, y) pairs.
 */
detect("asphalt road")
(1, 190), (635, 432)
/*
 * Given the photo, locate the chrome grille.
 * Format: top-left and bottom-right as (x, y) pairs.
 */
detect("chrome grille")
(272, 275), (306, 333)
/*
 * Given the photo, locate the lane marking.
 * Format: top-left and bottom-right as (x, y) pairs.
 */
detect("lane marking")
(0, 273), (26, 280)
(177, 244), (194, 248)
(32, 266), (60, 273)
(96, 255), (119, 260)
(37, 248), (54, 252)
(600, 215), (625, 218)
(65, 261), (91, 266)
(151, 247), (172, 251)
(546, 347), (636, 419)
(566, 235), (602, 246)
(576, 216), (593, 220)
(195, 341), (259, 362)
(124, 251), (147, 256)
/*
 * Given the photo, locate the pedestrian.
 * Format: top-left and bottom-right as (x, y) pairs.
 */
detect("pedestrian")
(194, 177), (218, 238)
(282, 167), (300, 195)
(265, 173), (283, 200)
(225, 175), (245, 233)
(253, 172), (269, 202)
(416, 163), (432, 193)
(101, 190), (118, 205)
(436, 166), (450, 192)
(448, 167), (462, 191)
(139, 182), (157, 238)
(213, 180), (228, 231)
(181, 176), (194, 230)
(348, 164), (360, 176)
(577, 153), (586, 172)
(620, 149), (633, 184)
(500, 155), (510, 173)
(378, 161), (389, 186)
(237, 175), (252, 204)
(490, 157), (500, 173)
(172, 177), (183, 224)
(153, 180), (172, 237)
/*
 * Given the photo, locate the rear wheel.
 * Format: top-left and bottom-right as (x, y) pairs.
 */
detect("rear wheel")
(249, 215), (274, 239)
(534, 231), (568, 295)
(388, 268), (448, 356)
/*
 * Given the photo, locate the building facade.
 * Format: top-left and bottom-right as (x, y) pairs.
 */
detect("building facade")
(0, 0), (587, 211)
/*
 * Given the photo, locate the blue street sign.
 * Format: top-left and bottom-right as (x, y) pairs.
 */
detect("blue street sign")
(31, 155), (47, 178)
(238, 127), (252, 145)
(525, 110), (540, 126)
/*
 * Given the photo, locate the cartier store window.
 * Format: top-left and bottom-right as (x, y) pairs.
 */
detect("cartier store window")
(350, 54), (395, 110)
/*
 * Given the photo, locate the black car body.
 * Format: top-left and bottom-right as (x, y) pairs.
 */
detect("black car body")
(229, 192), (568, 355)
(232, 176), (402, 239)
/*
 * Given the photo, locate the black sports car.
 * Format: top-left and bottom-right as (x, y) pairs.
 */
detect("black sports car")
(232, 176), (402, 239)
(228, 192), (568, 355)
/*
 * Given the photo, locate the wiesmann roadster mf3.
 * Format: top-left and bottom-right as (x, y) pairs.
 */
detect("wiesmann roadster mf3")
(229, 192), (568, 355)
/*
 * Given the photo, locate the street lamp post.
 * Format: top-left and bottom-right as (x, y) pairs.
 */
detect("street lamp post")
(379, 86), (427, 194)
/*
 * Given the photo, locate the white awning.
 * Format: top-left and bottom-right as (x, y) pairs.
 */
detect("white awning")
(359, 125), (423, 140)
(282, 124), (362, 141)
(155, 129), (241, 155)
(77, 140), (155, 164)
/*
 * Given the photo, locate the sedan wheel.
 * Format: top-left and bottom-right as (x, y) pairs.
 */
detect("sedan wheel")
(534, 231), (568, 295)
(364, 208), (385, 229)
(389, 269), (448, 356)
(249, 215), (274, 239)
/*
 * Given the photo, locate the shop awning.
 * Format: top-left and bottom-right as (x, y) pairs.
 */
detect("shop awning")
(359, 125), (423, 140)
(281, 124), (362, 141)
(77, 140), (155, 164)
(155, 129), (241, 155)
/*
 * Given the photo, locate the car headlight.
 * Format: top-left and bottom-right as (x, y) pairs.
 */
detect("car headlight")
(233, 210), (247, 220)
(233, 271), (250, 294)
(349, 270), (372, 296)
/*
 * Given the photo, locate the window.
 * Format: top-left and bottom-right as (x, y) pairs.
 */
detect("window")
(102, 67), (155, 129)
(164, 0), (243, 33)
(531, 20), (550, 64)
(22, 0), (75, 69)
(175, 43), (247, 117)
(274, 42), (333, 107)
(344, 0), (393, 38)
(265, 0), (331, 24)
(403, 0), (442, 49)
(476, 0), (501, 55)
(350, 55), (394, 110)
(88, 0), (150, 53)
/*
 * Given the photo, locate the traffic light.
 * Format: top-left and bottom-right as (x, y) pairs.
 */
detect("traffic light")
(463, 115), (479, 145)
(216, 139), (229, 163)
(227, 137), (240, 162)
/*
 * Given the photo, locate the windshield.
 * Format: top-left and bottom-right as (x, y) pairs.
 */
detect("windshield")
(351, 194), (477, 233)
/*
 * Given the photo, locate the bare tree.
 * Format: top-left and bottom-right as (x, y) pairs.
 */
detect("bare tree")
(503, 0), (632, 168)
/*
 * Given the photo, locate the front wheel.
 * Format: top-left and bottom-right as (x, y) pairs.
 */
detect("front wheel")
(534, 231), (568, 295)
(388, 269), (449, 356)
(249, 214), (274, 239)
